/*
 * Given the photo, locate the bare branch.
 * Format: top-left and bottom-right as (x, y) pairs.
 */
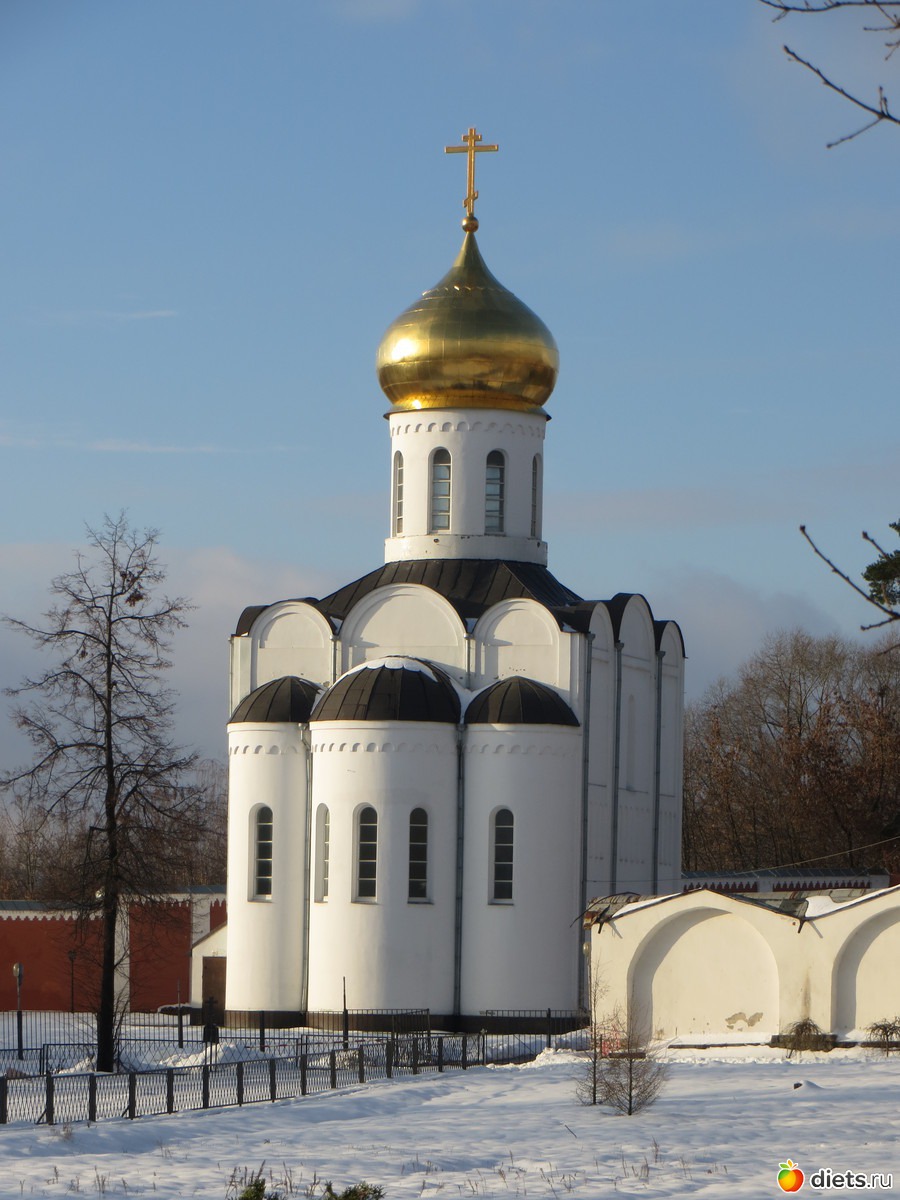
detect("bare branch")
(799, 525), (898, 623)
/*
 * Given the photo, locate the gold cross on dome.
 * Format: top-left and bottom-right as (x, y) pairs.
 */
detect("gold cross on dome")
(445, 127), (499, 219)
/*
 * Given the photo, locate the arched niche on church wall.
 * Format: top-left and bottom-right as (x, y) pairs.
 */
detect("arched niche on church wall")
(473, 599), (566, 691)
(249, 602), (333, 694)
(627, 906), (780, 1042)
(657, 621), (685, 864)
(339, 584), (467, 683)
(831, 903), (900, 1035)
(618, 597), (655, 798)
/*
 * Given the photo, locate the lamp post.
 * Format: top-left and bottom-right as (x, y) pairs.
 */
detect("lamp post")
(12, 962), (23, 1061)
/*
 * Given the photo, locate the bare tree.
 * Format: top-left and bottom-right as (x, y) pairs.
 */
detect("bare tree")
(759, 1), (900, 144)
(683, 629), (900, 875)
(2, 513), (200, 1071)
(579, 998), (668, 1116)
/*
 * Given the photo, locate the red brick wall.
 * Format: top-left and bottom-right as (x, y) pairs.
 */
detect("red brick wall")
(128, 902), (193, 1012)
(0, 916), (102, 1012)
(209, 899), (227, 932)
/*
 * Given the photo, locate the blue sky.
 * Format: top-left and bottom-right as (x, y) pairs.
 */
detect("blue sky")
(2, 0), (898, 762)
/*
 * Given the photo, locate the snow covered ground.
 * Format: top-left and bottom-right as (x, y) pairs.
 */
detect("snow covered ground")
(3, 1047), (899, 1198)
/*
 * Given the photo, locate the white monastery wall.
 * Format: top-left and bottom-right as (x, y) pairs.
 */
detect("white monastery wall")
(592, 887), (900, 1042)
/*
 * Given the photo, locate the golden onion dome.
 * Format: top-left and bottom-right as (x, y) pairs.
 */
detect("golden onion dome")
(376, 221), (559, 415)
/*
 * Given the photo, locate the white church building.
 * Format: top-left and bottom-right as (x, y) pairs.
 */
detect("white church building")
(211, 134), (686, 1026)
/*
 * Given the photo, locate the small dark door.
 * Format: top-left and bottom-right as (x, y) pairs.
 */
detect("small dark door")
(201, 956), (227, 1024)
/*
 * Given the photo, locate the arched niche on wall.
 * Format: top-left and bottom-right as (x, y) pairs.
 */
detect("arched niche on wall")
(339, 584), (467, 682)
(832, 904), (900, 1035)
(627, 904), (780, 1042)
(473, 598), (562, 688)
(250, 601), (334, 692)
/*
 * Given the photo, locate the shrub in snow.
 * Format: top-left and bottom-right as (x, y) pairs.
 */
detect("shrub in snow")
(322, 1185), (385, 1200)
(779, 1019), (835, 1057)
(577, 1002), (668, 1116)
(867, 1018), (900, 1054)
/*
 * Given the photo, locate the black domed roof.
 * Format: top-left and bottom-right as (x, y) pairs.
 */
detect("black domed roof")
(229, 676), (319, 725)
(465, 677), (579, 726)
(311, 658), (461, 724)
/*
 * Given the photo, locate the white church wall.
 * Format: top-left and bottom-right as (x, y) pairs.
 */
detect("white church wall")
(306, 722), (458, 1014)
(339, 585), (467, 685)
(385, 410), (548, 564)
(250, 602), (333, 695)
(229, 634), (253, 716)
(585, 606), (615, 900)
(472, 599), (569, 693)
(461, 726), (582, 1012)
(225, 724), (309, 1013)
(656, 622), (684, 892)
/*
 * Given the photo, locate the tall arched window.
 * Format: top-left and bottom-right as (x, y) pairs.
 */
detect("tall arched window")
(393, 451), (404, 535)
(430, 449), (451, 532)
(530, 454), (542, 539)
(408, 807), (428, 901)
(485, 451), (505, 534)
(356, 805), (378, 900)
(253, 806), (273, 898)
(492, 808), (514, 902)
(314, 804), (330, 902)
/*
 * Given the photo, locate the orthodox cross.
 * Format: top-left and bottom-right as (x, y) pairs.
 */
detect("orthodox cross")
(445, 127), (499, 219)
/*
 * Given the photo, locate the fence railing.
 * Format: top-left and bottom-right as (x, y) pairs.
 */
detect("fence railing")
(0, 1008), (433, 1070)
(0, 1033), (485, 1127)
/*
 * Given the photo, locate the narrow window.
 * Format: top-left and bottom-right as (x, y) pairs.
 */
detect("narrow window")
(254, 806), (273, 898)
(393, 451), (404, 535)
(408, 807), (428, 901)
(356, 806), (378, 900)
(531, 454), (542, 538)
(315, 804), (330, 901)
(485, 451), (505, 534)
(492, 808), (514, 902)
(430, 449), (451, 532)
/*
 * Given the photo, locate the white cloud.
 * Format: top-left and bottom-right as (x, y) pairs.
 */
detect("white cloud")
(50, 308), (178, 326)
(0, 541), (349, 769)
(645, 565), (853, 701)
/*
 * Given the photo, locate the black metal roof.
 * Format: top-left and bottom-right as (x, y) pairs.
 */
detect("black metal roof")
(229, 676), (319, 724)
(311, 659), (461, 724)
(232, 560), (683, 650)
(316, 559), (584, 625)
(466, 677), (579, 726)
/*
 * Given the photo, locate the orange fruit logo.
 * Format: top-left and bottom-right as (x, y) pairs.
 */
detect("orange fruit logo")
(777, 1160), (804, 1192)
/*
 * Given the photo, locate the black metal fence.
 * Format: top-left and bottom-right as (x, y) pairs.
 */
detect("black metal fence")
(0, 1032), (484, 1127)
(480, 1009), (589, 1062)
(0, 1008), (434, 1076)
